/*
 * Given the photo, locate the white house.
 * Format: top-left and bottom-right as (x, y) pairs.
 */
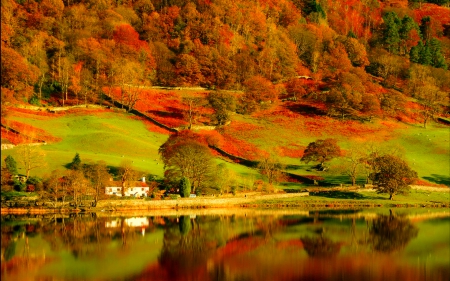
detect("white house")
(105, 177), (150, 197)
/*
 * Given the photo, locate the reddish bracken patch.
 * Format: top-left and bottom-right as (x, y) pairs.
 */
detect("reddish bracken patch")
(108, 88), (214, 128)
(224, 120), (264, 139)
(220, 134), (265, 160)
(197, 130), (224, 147)
(278, 144), (305, 158)
(129, 116), (171, 135)
(9, 107), (62, 118)
(415, 178), (448, 188)
(286, 176), (304, 184)
(1, 119), (61, 144)
(66, 108), (110, 116)
(303, 175), (325, 181)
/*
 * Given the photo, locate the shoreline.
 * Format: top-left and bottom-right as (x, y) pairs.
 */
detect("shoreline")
(1, 186), (448, 215)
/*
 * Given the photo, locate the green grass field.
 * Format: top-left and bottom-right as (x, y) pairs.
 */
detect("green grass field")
(3, 111), (169, 178)
(255, 188), (450, 206)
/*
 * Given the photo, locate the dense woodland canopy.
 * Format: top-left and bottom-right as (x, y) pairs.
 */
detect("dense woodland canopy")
(1, 0), (449, 118)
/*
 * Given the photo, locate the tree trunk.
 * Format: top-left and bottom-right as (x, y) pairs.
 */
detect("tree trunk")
(351, 176), (356, 186)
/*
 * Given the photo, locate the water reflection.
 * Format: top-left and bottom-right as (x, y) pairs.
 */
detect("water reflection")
(370, 211), (419, 253)
(1, 210), (449, 281)
(301, 236), (341, 257)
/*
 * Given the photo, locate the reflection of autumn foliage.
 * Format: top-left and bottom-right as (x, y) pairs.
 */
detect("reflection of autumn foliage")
(158, 217), (221, 280)
(301, 236), (341, 258)
(214, 236), (266, 260)
(370, 213), (418, 253)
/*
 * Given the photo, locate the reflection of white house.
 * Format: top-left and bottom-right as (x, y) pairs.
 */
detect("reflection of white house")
(105, 217), (149, 228)
(105, 177), (149, 197)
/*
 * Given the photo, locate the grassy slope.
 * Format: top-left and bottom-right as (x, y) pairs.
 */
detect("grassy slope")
(2, 109), (261, 182)
(226, 105), (450, 187)
(3, 110), (168, 178)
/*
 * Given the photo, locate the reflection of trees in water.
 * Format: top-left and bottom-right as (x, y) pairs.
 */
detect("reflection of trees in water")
(1, 214), (152, 260)
(370, 211), (419, 253)
(157, 215), (285, 281)
(158, 216), (225, 280)
(301, 236), (341, 258)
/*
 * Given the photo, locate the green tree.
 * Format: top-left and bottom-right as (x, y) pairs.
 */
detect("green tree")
(409, 41), (423, 63)
(370, 155), (417, 200)
(418, 42), (432, 65)
(383, 12), (401, 53)
(301, 139), (341, 170)
(428, 38), (448, 69)
(399, 15), (421, 54)
(70, 153), (81, 170)
(179, 177), (191, 198)
(4, 155), (17, 175)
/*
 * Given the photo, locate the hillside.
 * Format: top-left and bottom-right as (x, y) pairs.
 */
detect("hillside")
(1, 0), (449, 192)
(1, 93), (448, 189)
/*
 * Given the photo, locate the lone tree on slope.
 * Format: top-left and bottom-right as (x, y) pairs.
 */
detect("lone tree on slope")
(301, 139), (341, 170)
(370, 155), (417, 200)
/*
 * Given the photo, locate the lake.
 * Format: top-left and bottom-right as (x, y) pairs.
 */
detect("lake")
(1, 209), (449, 281)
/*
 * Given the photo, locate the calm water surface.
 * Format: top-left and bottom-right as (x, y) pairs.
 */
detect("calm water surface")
(1, 209), (449, 281)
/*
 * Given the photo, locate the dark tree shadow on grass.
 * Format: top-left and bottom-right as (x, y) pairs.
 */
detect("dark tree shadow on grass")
(310, 191), (365, 199)
(285, 164), (309, 170)
(285, 103), (326, 117)
(423, 175), (450, 187)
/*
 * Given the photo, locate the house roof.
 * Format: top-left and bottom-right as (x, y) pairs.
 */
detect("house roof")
(106, 181), (149, 187)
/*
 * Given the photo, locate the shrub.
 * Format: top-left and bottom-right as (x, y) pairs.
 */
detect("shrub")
(179, 177), (191, 198)
(29, 95), (41, 106)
